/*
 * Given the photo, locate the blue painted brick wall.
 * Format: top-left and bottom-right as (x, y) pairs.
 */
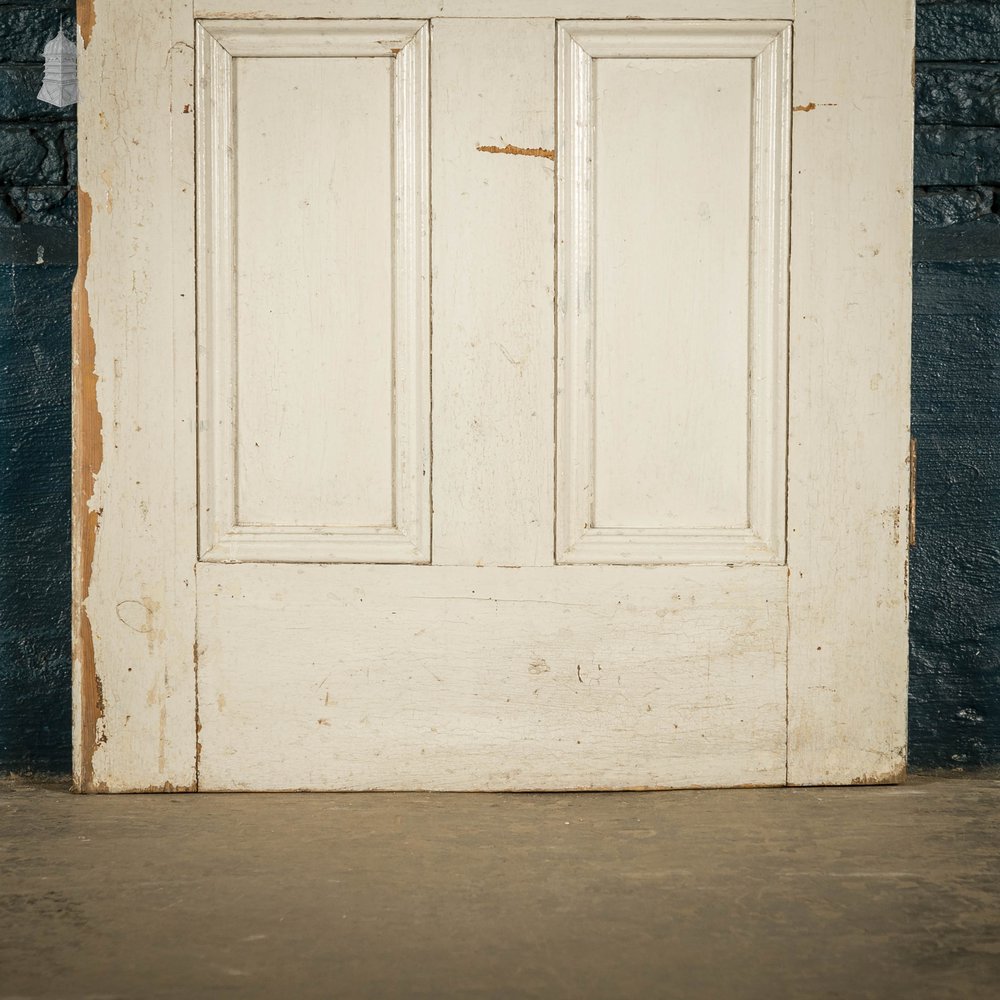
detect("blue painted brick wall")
(0, 1), (997, 772)
(912, 0), (1000, 767)
(1, 0), (75, 772)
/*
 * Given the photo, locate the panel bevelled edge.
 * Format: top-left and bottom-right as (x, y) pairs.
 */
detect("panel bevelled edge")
(195, 20), (430, 564)
(555, 20), (791, 566)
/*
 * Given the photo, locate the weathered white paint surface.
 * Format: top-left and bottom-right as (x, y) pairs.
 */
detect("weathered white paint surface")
(197, 564), (788, 790)
(75, 0), (198, 791)
(430, 18), (555, 568)
(556, 21), (790, 565)
(786, 0), (914, 786)
(197, 20), (431, 564)
(594, 57), (753, 531)
(195, 1), (796, 17)
(235, 56), (395, 528)
(76, 0), (912, 792)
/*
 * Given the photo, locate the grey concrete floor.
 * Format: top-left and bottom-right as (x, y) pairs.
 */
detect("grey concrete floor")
(1, 774), (999, 999)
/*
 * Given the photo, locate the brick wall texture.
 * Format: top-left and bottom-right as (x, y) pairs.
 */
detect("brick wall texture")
(911, 1), (1000, 767)
(0, 0), (74, 772)
(0, 0), (76, 255)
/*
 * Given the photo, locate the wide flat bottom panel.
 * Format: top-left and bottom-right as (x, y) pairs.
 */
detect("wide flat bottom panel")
(196, 565), (787, 790)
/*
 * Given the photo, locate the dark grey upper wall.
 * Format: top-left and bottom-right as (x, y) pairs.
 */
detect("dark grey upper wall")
(911, 0), (1000, 767)
(0, 0), (76, 265)
(0, 1), (997, 772)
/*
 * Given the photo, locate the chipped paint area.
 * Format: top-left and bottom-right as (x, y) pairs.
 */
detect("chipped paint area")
(476, 143), (555, 160)
(72, 188), (105, 792)
(67, 1), (202, 794)
(851, 760), (908, 786)
(78, 0), (96, 49)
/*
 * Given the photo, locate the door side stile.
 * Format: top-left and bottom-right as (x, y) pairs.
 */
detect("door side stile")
(74, 0), (200, 792)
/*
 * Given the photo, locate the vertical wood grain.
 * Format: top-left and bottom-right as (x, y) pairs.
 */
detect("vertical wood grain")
(430, 18), (556, 567)
(234, 56), (395, 530)
(75, 0), (198, 791)
(786, 0), (914, 785)
(592, 56), (753, 532)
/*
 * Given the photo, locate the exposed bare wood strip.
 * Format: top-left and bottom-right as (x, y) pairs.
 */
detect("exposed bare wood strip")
(476, 143), (554, 159)
(78, 0), (96, 49)
(75, 0), (199, 792)
(72, 188), (105, 792)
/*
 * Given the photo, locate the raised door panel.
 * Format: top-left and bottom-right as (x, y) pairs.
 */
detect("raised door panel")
(556, 21), (791, 565)
(196, 20), (430, 563)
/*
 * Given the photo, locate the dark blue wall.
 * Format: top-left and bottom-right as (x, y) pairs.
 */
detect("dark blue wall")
(911, 0), (1000, 767)
(0, 1), (998, 773)
(0, 0), (75, 772)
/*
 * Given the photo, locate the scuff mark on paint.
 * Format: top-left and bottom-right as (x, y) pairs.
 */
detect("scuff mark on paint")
(124, 781), (189, 793)
(116, 599), (153, 633)
(850, 747), (907, 786)
(158, 702), (167, 773)
(195, 640), (202, 789)
(497, 343), (524, 370)
(884, 506), (902, 548)
(476, 143), (555, 161)
(73, 188), (105, 793)
(851, 762), (907, 786)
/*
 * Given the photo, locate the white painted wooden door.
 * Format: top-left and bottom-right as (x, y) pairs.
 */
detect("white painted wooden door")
(74, 0), (914, 792)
